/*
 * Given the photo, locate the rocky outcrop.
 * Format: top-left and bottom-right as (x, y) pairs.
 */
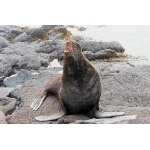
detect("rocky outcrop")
(0, 25), (126, 80)
(0, 42), (49, 79)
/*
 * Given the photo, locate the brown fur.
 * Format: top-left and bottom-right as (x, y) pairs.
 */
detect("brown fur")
(41, 40), (101, 116)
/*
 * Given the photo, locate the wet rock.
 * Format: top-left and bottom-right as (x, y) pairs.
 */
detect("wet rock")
(14, 32), (31, 42)
(0, 87), (14, 98)
(3, 69), (32, 87)
(0, 36), (9, 50)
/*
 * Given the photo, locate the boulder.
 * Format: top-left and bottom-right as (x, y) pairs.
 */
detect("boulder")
(100, 41), (125, 52)
(80, 40), (103, 52)
(35, 40), (65, 54)
(80, 40), (125, 53)
(83, 49), (117, 60)
(0, 36), (9, 50)
(27, 27), (49, 41)
(47, 25), (71, 40)
(3, 69), (32, 87)
(14, 32), (31, 42)
(0, 54), (18, 79)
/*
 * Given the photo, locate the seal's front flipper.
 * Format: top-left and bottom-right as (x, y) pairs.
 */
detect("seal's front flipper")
(35, 110), (66, 122)
(31, 90), (47, 111)
(95, 111), (125, 118)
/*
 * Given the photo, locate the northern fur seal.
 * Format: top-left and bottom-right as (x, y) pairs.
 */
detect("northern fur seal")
(31, 40), (124, 121)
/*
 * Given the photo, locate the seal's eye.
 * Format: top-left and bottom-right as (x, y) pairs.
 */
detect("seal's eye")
(73, 44), (78, 50)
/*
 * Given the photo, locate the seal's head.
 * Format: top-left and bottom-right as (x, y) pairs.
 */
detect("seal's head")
(64, 40), (82, 61)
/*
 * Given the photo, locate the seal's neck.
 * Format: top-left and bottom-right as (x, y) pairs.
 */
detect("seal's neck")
(63, 54), (87, 79)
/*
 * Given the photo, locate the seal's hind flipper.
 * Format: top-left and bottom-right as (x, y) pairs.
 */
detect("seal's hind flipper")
(95, 111), (125, 118)
(31, 90), (47, 110)
(35, 110), (66, 122)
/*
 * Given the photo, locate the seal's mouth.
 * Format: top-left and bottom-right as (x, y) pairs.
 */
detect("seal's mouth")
(64, 41), (72, 53)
